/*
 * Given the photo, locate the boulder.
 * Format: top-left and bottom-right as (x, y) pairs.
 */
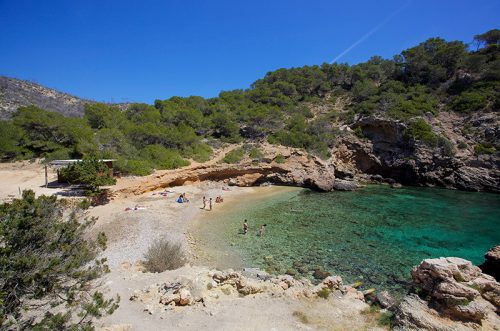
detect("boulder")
(332, 179), (358, 191)
(395, 257), (500, 329)
(394, 294), (471, 331)
(376, 290), (396, 310)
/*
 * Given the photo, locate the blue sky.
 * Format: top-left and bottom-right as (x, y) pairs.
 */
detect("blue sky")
(0, 0), (498, 103)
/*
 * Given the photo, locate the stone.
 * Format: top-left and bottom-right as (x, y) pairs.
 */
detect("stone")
(344, 287), (364, 300)
(236, 278), (265, 295)
(159, 292), (179, 305)
(375, 290), (396, 310)
(178, 288), (192, 306)
(332, 179), (358, 191)
(321, 276), (343, 290)
(312, 268), (331, 280)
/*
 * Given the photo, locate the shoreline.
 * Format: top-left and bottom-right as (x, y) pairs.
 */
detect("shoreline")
(187, 185), (303, 270)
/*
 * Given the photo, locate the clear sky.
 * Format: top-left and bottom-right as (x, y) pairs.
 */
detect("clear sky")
(0, 0), (498, 103)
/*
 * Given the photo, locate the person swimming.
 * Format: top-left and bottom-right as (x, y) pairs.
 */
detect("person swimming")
(259, 224), (267, 236)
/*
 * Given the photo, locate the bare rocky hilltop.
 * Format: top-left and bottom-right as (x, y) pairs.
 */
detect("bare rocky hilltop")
(0, 76), (130, 119)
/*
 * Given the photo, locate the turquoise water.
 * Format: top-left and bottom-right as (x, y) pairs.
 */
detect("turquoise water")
(195, 185), (500, 296)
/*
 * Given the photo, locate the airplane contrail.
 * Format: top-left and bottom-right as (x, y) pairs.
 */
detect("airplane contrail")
(331, 0), (412, 64)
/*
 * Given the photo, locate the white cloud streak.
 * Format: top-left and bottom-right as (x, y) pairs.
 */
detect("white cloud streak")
(331, 0), (412, 64)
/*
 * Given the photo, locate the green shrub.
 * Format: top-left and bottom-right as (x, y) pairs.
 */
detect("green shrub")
(78, 198), (91, 209)
(437, 136), (456, 157)
(143, 238), (186, 273)
(317, 287), (330, 299)
(457, 141), (468, 149)
(378, 311), (394, 327)
(452, 91), (488, 113)
(0, 190), (118, 329)
(408, 118), (438, 146)
(115, 158), (153, 176)
(361, 304), (381, 315)
(249, 147), (264, 160)
(58, 158), (116, 191)
(139, 144), (189, 169)
(222, 147), (245, 163)
(354, 126), (365, 139)
(183, 143), (213, 162)
(274, 154), (286, 163)
(475, 142), (496, 155)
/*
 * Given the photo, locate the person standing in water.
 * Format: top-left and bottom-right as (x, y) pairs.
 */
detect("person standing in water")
(209, 198), (213, 211)
(202, 196), (206, 209)
(243, 220), (248, 234)
(259, 224), (267, 236)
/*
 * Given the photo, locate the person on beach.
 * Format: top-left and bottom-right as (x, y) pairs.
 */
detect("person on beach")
(182, 193), (189, 203)
(177, 195), (184, 203)
(202, 196), (206, 209)
(243, 220), (248, 234)
(209, 198), (213, 211)
(259, 224), (267, 236)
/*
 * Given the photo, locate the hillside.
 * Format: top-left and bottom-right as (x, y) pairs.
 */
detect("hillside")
(0, 76), (132, 119)
(0, 29), (498, 192)
(0, 76), (94, 119)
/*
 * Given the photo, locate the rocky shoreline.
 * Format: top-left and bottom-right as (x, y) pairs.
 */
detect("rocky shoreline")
(113, 113), (499, 197)
(114, 248), (500, 331)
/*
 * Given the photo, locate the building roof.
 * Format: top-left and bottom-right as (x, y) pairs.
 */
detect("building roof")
(48, 159), (116, 166)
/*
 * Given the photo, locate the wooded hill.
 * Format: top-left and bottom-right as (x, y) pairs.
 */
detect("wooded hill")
(0, 29), (498, 176)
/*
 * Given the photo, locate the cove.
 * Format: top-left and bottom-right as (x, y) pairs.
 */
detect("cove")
(193, 185), (500, 296)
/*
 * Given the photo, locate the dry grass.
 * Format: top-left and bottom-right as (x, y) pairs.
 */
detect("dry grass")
(293, 311), (310, 324)
(143, 238), (186, 272)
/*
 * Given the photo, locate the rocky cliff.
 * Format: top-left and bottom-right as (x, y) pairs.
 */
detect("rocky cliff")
(332, 113), (499, 192)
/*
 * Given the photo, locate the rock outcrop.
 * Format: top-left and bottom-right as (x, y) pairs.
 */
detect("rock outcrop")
(480, 246), (500, 281)
(332, 115), (499, 193)
(116, 145), (337, 196)
(394, 257), (500, 330)
(129, 268), (363, 314)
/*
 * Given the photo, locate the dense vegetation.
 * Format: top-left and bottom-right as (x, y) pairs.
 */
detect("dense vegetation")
(59, 159), (116, 191)
(0, 30), (498, 171)
(0, 190), (119, 329)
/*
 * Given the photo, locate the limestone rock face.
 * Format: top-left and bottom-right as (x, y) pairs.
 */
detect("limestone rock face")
(117, 144), (337, 195)
(332, 114), (499, 193)
(394, 294), (473, 331)
(395, 257), (500, 329)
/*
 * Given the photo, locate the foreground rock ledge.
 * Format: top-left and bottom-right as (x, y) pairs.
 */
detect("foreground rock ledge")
(394, 257), (500, 330)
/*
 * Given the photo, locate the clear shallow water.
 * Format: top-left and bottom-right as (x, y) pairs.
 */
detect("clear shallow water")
(194, 185), (500, 296)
